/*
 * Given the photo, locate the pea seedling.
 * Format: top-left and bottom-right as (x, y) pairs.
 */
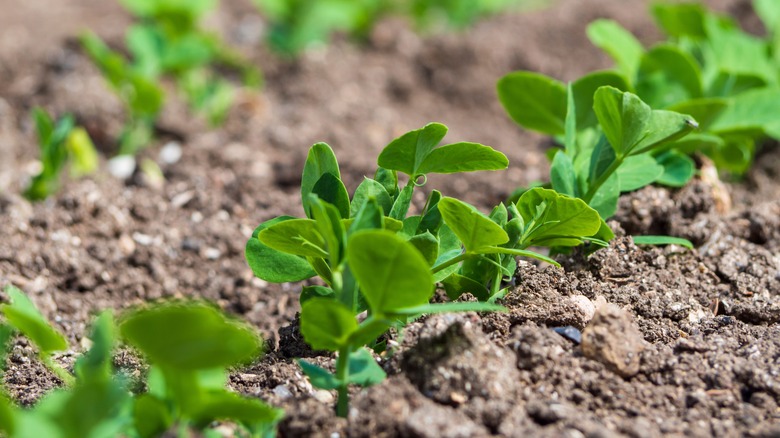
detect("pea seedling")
(585, 0), (780, 175)
(24, 108), (98, 201)
(82, 0), (260, 155)
(246, 122), (604, 414)
(0, 285), (282, 437)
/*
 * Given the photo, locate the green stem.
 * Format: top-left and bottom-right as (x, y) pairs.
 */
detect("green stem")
(582, 157), (623, 204)
(335, 347), (350, 417)
(431, 252), (471, 274)
(42, 355), (75, 387)
(481, 247), (560, 267)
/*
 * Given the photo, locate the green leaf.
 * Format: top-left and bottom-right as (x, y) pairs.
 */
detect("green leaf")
(755, 0), (780, 35)
(593, 86), (697, 158)
(587, 20), (644, 78)
(655, 150), (695, 187)
(666, 98), (727, 130)
(298, 360), (339, 390)
(120, 302), (262, 370)
(246, 216), (317, 283)
(347, 230), (434, 314)
(133, 394), (171, 438)
(301, 142), (341, 218)
(300, 285), (335, 305)
(651, 2), (707, 38)
(616, 154), (664, 192)
(417, 142), (508, 174)
(0, 394), (15, 436)
(408, 231), (439, 266)
(65, 128), (99, 177)
(417, 190), (443, 234)
(346, 348), (386, 387)
(632, 235), (693, 249)
(309, 195), (347, 266)
(311, 173), (350, 220)
(373, 167), (398, 198)
(348, 318), (392, 348)
(350, 178), (392, 217)
(389, 183), (414, 220)
(497, 71), (567, 135)
(2, 285), (68, 354)
(636, 44), (703, 108)
(438, 197), (509, 251)
(377, 122), (448, 177)
(442, 273), (490, 301)
(300, 299), (357, 351)
(571, 70), (631, 129)
(258, 218), (328, 259)
(74, 311), (115, 382)
(515, 188), (602, 247)
(710, 88), (780, 136)
(588, 172), (620, 219)
(348, 198), (384, 235)
(189, 389), (283, 429)
(550, 151), (576, 197)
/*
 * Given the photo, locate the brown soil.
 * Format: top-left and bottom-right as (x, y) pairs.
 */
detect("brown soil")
(1, 0), (779, 436)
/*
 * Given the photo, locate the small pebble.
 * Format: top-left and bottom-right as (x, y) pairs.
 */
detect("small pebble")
(553, 326), (582, 345)
(107, 155), (136, 179)
(159, 142), (182, 164)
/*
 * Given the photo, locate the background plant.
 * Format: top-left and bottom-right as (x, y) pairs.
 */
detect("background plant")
(254, 0), (543, 55)
(24, 108), (98, 201)
(498, 74), (698, 248)
(585, 0), (780, 175)
(82, 0), (261, 155)
(0, 285), (282, 437)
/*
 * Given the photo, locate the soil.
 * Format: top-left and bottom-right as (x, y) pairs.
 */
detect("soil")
(1, 0), (779, 436)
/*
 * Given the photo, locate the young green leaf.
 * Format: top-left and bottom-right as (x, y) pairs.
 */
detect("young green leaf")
(438, 197), (509, 251)
(257, 218), (328, 259)
(246, 216), (317, 283)
(350, 178), (393, 217)
(497, 71), (567, 135)
(377, 122), (448, 177)
(344, 348), (385, 387)
(593, 86), (697, 158)
(2, 285), (67, 355)
(120, 302), (262, 370)
(655, 150), (696, 187)
(515, 188), (602, 248)
(587, 19), (645, 78)
(300, 298), (357, 351)
(302, 142), (343, 217)
(632, 235), (694, 249)
(347, 230), (434, 314)
(616, 154), (664, 192)
(416, 142), (508, 174)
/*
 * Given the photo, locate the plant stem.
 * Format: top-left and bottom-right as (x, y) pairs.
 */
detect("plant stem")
(581, 157), (623, 204)
(335, 347), (350, 417)
(431, 252), (470, 274)
(42, 355), (75, 387)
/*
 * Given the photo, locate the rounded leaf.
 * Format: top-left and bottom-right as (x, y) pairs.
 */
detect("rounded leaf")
(120, 302), (262, 370)
(348, 230), (434, 314)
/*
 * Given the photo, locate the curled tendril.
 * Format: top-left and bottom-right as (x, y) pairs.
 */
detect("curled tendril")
(413, 174), (427, 186)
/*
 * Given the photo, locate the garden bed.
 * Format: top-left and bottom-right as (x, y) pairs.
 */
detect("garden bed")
(0, 0), (778, 435)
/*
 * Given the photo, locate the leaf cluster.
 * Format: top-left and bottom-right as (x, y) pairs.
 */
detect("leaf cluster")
(24, 108), (98, 201)
(0, 285), (281, 437)
(81, 0), (260, 155)
(246, 123), (603, 414)
(254, 0), (537, 55)
(580, 0), (780, 174)
(498, 70), (697, 224)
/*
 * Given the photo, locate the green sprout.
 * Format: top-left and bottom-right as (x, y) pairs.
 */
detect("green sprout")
(24, 108), (98, 201)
